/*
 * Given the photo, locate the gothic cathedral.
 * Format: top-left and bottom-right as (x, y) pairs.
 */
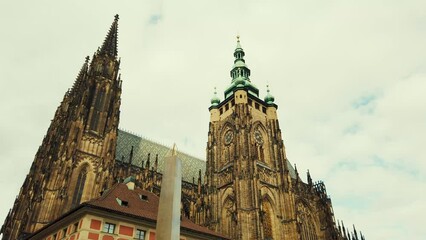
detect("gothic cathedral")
(1, 16), (365, 240)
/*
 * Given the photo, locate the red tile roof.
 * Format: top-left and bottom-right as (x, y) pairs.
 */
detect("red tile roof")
(85, 183), (229, 239)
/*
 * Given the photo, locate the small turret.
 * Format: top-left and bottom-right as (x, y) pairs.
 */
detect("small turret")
(210, 87), (220, 107)
(197, 169), (202, 195)
(353, 225), (359, 240)
(294, 164), (299, 184)
(264, 85), (275, 104)
(129, 146), (134, 165)
(342, 221), (346, 236)
(99, 14), (119, 57)
(70, 56), (89, 94)
(154, 154), (159, 172)
(307, 169), (313, 186)
(146, 153), (151, 169)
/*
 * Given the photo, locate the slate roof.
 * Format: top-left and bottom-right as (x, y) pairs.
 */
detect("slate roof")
(116, 129), (297, 181)
(116, 129), (206, 182)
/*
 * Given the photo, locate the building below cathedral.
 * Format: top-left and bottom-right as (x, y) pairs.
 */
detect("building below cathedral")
(1, 15), (365, 240)
(26, 178), (229, 240)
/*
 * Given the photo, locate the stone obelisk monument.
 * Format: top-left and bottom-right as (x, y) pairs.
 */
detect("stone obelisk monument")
(156, 144), (182, 240)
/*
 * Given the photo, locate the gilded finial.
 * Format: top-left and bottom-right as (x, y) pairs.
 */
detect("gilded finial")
(237, 35), (240, 42)
(214, 87), (217, 94)
(114, 14), (119, 21)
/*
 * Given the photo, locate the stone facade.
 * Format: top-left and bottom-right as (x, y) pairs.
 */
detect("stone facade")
(1, 16), (365, 240)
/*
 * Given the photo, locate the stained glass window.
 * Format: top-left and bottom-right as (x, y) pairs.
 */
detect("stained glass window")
(71, 167), (87, 207)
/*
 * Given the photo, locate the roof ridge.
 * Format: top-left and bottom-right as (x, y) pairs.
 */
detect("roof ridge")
(86, 182), (122, 204)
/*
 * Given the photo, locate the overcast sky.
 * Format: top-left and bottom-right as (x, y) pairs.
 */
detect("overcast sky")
(1, 1), (425, 239)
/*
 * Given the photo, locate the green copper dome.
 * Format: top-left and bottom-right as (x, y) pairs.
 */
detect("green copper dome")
(233, 59), (248, 68)
(224, 36), (259, 99)
(264, 85), (275, 104)
(211, 87), (220, 106)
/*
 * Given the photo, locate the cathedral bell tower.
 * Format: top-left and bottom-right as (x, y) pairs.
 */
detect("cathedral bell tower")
(205, 37), (298, 240)
(1, 15), (122, 240)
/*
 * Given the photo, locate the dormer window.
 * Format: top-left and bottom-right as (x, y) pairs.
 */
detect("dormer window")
(140, 194), (148, 201)
(116, 197), (129, 207)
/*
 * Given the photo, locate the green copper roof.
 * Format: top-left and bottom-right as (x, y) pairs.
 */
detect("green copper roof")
(232, 59), (247, 68)
(264, 85), (275, 104)
(224, 37), (259, 99)
(210, 87), (220, 107)
(116, 129), (205, 183)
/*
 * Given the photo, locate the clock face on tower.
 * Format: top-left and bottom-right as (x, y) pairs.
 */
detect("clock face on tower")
(254, 129), (263, 145)
(224, 130), (234, 145)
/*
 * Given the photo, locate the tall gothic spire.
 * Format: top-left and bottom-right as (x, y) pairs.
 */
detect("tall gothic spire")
(99, 14), (119, 57)
(71, 56), (89, 91)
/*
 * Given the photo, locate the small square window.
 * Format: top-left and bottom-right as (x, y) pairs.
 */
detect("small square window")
(136, 229), (146, 240)
(103, 222), (116, 234)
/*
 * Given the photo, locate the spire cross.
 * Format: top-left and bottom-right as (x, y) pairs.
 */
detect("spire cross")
(114, 14), (119, 21)
(237, 35), (240, 42)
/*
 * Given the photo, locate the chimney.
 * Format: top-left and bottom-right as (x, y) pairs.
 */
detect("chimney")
(123, 176), (136, 190)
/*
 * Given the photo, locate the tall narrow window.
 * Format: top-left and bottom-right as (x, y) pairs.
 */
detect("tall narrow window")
(89, 89), (106, 131)
(222, 198), (236, 239)
(72, 168), (87, 208)
(136, 229), (146, 240)
(262, 200), (274, 240)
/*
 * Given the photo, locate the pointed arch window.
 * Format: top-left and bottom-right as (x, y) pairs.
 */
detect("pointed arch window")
(89, 89), (106, 131)
(297, 203), (318, 240)
(261, 199), (274, 240)
(72, 167), (87, 208)
(222, 197), (236, 239)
